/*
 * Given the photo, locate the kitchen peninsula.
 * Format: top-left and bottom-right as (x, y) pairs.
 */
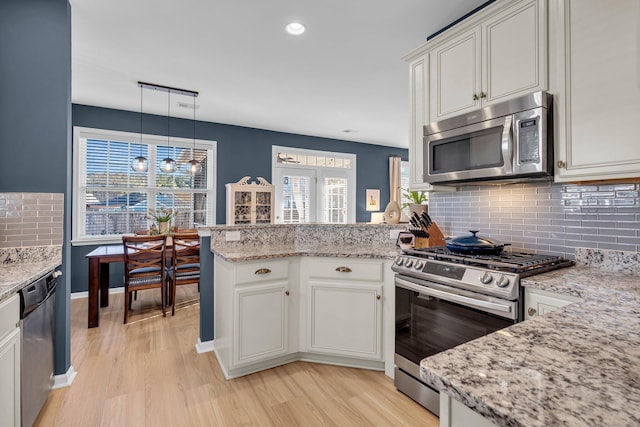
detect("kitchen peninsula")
(420, 248), (640, 427)
(204, 223), (404, 379)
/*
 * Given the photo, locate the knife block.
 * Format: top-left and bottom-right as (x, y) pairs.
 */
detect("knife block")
(413, 221), (446, 248)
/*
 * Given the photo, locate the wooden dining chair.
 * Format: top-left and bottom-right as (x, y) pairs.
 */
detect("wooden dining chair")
(168, 232), (200, 316)
(122, 234), (168, 324)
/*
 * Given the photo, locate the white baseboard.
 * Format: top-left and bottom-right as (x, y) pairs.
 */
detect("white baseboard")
(52, 365), (77, 389)
(71, 287), (124, 299)
(195, 338), (215, 354)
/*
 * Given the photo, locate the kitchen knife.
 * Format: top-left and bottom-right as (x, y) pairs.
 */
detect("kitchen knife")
(421, 212), (432, 229)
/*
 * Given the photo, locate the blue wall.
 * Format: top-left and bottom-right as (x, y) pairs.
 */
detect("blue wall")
(73, 104), (407, 223)
(71, 104), (407, 292)
(0, 0), (72, 376)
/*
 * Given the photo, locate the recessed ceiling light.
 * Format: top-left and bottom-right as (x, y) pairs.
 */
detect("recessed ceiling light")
(285, 22), (306, 36)
(342, 129), (358, 133)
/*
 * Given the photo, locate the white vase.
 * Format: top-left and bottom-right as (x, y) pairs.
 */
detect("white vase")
(158, 221), (169, 234)
(384, 201), (401, 224)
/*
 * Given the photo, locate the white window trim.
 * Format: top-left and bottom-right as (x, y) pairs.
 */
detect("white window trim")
(271, 145), (356, 224)
(72, 126), (216, 246)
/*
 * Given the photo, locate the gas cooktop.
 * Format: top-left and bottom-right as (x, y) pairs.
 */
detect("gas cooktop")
(402, 246), (575, 277)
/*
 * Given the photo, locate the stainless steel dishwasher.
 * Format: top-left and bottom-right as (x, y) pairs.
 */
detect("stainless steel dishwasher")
(19, 269), (60, 427)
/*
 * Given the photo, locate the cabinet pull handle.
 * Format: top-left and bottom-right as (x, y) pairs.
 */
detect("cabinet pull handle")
(557, 160), (566, 169)
(285, 290), (290, 296)
(527, 307), (537, 317)
(254, 268), (271, 275)
(376, 294), (381, 300)
(335, 266), (352, 273)
(472, 93), (479, 101)
(479, 91), (486, 98)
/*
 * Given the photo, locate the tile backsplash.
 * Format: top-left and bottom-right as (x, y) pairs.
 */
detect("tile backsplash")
(428, 181), (640, 259)
(0, 193), (64, 248)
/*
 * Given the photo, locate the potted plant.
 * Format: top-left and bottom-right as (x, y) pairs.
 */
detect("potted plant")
(400, 188), (428, 216)
(147, 207), (174, 234)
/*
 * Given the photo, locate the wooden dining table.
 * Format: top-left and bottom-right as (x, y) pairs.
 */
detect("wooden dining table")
(85, 237), (174, 328)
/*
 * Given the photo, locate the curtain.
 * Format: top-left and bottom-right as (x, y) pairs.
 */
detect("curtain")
(389, 156), (401, 204)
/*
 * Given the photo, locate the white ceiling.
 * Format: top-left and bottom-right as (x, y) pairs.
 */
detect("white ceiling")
(70, 0), (486, 148)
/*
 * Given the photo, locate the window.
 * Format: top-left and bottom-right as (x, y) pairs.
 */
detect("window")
(400, 160), (414, 218)
(72, 127), (216, 244)
(272, 146), (356, 224)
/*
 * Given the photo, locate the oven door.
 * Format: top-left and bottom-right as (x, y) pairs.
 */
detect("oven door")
(395, 275), (517, 372)
(424, 115), (513, 183)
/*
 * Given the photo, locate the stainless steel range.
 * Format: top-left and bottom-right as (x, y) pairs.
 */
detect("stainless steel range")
(392, 246), (573, 415)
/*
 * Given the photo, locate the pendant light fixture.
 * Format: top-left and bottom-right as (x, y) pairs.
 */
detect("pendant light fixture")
(131, 84), (149, 172)
(159, 89), (177, 173)
(186, 92), (202, 174)
(138, 82), (199, 174)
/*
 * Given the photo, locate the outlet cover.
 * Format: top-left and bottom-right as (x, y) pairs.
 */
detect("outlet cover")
(389, 229), (401, 240)
(225, 230), (241, 242)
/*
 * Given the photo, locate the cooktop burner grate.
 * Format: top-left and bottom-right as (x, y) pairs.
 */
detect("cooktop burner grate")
(404, 246), (574, 276)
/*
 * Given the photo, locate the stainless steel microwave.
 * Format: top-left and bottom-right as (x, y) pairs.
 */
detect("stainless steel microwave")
(423, 91), (553, 185)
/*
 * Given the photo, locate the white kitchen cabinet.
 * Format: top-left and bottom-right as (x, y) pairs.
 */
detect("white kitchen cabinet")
(225, 176), (274, 225)
(0, 294), (20, 427)
(405, 53), (457, 192)
(214, 255), (394, 379)
(214, 258), (296, 378)
(302, 258), (384, 361)
(524, 287), (581, 320)
(550, 0), (640, 182)
(429, 0), (547, 122)
(234, 282), (289, 366)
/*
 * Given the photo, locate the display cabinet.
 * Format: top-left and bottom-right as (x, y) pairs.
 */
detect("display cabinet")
(225, 176), (274, 225)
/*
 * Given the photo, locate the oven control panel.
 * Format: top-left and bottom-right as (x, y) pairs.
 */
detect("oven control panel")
(392, 255), (519, 300)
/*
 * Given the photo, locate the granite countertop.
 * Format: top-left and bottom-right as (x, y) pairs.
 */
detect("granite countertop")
(420, 265), (640, 427)
(212, 243), (399, 262)
(0, 260), (60, 303)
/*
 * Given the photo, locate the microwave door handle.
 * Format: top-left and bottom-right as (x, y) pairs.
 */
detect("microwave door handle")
(395, 277), (513, 315)
(502, 115), (514, 173)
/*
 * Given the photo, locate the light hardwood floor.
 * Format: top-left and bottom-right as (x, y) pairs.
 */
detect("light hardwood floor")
(36, 286), (438, 427)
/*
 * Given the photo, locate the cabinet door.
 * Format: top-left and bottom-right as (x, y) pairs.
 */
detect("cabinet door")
(231, 189), (252, 224)
(233, 282), (289, 366)
(254, 189), (273, 224)
(429, 27), (481, 121)
(482, 0), (546, 105)
(307, 281), (382, 360)
(0, 328), (20, 427)
(553, 0), (640, 181)
(525, 288), (580, 320)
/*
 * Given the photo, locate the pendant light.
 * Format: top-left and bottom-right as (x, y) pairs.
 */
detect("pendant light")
(159, 90), (176, 173)
(186, 92), (202, 174)
(131, 84), (149, 172)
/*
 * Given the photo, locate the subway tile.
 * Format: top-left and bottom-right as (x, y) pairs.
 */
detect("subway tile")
(22, 240), (49, 246)
(598, 228), (635, 237)
(615, 191), (639, 198)
(597, 242), (637, 251)
(599, 184), (636, 192)
(617, 236), (640, 245)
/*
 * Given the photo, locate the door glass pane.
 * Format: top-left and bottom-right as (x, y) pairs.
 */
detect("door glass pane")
(282, 175), (311, 223)
(323, 177), (347, 223)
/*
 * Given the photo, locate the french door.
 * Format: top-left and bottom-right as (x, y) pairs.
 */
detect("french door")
(273, 167), (349, 224)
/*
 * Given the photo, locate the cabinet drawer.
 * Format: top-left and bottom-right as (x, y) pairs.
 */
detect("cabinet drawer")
(235, 259), (289, 284)
(307, 259), (383, 282)
(0, 294), (19, 340)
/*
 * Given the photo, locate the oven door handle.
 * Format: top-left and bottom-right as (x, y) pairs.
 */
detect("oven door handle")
(395, 277), (513, 315)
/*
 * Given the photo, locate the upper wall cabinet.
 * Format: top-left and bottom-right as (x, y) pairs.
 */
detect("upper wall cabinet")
(429, 0), (547, 122)
(551, 0), (640, 182)
(403, 0), (546, 191)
